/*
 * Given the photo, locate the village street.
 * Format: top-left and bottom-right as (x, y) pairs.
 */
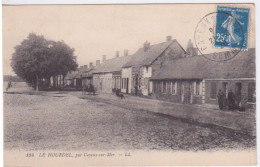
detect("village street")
(4, 84), (255, 151)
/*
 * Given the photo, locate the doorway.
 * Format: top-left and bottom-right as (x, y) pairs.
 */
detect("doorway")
(126, 78), (129, 94)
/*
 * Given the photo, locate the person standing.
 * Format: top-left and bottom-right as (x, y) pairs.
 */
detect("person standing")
(217, 89), (225, 110)
(135, 84), (138, 96)
(227, 89), (235, 110)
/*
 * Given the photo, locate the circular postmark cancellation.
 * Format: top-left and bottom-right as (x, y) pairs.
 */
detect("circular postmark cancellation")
(194, 12), (244, 62)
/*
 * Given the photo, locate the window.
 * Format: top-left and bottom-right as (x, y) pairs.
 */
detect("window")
(248, 82), (256, 103)
(162, 81), (167, 93)
(149, 81), (153, 93)
(145, 78), (149, 89)
(171, 81), (177, 95)
(117, 78), (121, 89)
(210, 82), (217, 99)
(194, 81), (202, 96)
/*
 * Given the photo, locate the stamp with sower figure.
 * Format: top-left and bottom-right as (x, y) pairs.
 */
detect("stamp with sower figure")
(195, 6), (250, 61)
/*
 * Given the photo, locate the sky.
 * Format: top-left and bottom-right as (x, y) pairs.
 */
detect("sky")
(2, 4), (255, 75)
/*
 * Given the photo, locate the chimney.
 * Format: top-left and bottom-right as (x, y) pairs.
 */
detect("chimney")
(115, 51), (119, 58)
(96, 60), (100, 66)
(187, 39), (193, 49)
(102, 55), (106, 62)
(89, 62), (93, 68)
(124, 49), (128, 56)
(143, 41), (150, 52)
(186, 39), (198, 56)
(166, 36), (172, 42)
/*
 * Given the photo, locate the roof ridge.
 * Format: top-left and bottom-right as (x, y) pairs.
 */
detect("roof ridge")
(101, 54), (132, 63)
(149, 39), (176, 47)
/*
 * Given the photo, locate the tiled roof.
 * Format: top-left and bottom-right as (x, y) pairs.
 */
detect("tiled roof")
(81, 66), (95, 78)
(66, 66), (96, 79)
(65, 71), (78, 80)
(122, 39), (185, 67)
(93, 55), (133, 74)
(151, 48), (255, 80)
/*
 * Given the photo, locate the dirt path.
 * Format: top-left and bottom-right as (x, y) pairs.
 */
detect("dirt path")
(4, 91), (256, 151)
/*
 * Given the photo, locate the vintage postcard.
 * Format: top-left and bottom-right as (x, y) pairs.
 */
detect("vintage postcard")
(2, 3), (256, 166)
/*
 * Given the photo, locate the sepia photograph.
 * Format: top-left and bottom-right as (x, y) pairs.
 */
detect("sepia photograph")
(2, 3), (256, 166)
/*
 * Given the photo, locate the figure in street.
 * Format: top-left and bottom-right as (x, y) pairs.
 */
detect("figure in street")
(227, 89), (235, 110)
(89, 83), (95, 95)
(6, 81), (12, 92)
(135, 85), (138, 96)
(217, 89), (225, 110)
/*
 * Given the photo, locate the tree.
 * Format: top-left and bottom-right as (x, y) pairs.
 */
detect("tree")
(11, 33), (78, 90)
(48, 40), (78, 87)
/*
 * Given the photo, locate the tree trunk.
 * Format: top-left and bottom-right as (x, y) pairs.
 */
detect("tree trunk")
(62, 75), (65, 87)
(53, 75), (56, 88)
(59, 75), (62, 88)
(52, 76), (55, 88)
(47, 77), (51, 87)
(55, 75), (58, 88)
(36, 75), (39, 91)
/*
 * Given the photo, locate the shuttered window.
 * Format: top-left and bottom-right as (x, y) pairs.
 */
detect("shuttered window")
(194, 81), (202, 95)
(162, 81), (167, 93)
(122, 78), (126, 89)
(171, 81), (177, 95)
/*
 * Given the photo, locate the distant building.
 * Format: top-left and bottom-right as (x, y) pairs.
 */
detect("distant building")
(150, 48), (255, 108)
(81, 64), (96, 86)
(121, 36), (186, 96)
(3, 75), (24, 82)
(68, 63), (94, 87)
(93, 52), (132, 93)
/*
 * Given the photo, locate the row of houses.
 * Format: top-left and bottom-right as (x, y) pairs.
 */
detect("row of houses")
(65, 36), (256, 108)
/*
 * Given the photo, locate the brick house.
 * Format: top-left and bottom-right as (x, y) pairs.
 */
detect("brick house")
(121, 36), (186, 96)
(150, 48), (255, 108)
(93, 52), (132, 93)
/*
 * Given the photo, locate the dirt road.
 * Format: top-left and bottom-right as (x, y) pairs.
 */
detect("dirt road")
(4, 90), (256, 151)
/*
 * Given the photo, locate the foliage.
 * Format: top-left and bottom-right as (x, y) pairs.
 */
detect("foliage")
(11, 33), (78, 89)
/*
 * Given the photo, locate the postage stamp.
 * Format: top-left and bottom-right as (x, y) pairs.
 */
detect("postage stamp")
(215, 6), (250, 50)
(194, 6), (250, 62)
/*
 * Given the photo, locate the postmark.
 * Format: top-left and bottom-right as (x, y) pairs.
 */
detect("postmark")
(194, 6), (250, 62)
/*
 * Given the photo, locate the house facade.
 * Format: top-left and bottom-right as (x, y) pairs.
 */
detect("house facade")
(93, 73), (113, 93)
(81, 66), (95, 86)
(121, 36), (186, 96)
(93, 52), (132, 93)
(150, 48), (256, 108)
